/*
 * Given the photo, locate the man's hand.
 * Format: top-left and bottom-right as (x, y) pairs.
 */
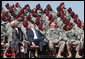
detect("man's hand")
(1, 42), (5, 47)
(22, 42), (25, 47)
(32, 42), (36, 46)
(69, 41), (72, 46)
(44, 39), (48, 42)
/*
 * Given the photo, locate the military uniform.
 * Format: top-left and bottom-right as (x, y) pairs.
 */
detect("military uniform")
(65, 28), (81, 52)
(46, 28), (65, 52)
(42, 14), (49, 31)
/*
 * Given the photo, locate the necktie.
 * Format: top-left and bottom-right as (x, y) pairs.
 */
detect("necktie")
(35, 30), (39, 39)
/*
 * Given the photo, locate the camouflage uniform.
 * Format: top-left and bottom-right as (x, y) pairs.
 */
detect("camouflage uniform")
(46, 28), (65, 52)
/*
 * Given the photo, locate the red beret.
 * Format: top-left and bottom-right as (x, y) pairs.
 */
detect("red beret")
(4, 12), (9, 17)
(36, 16), (41, 26)
(46, 4), (52, 10)
(57, 11), (61, 17)
(49, 19), (55, 26)
(57, 6), (61, 11)
(7, 16), (12, 22)
(60, 2), (64, 6)
(1, 15), (6, 20)
(18, 10), (23, 15)
(32, 13), (37, 17)
(15, 2), (19, 7)
(36, 4), (41, 9)
(71, 12), (75, 18)
(67, 7), (72, 13)
(23, 20), (28, 27)
(38, 23), (43, 30)
(16, 15), (20, 19)
(44, 8), (48, 13)
(21, 16), (25, 21)
(48, 14), (54, 19)
(26, 27), (29, 31)
(49, 18), (55, 25)
(74, 18), (78, 24)
(25, 4), (29, 8)
(60, 11), (65, 15)
(5, 3), (10, 9)
(9, 8), (14, 13)
(63, 19), (70, 25)
(37, 14), (41, 17)
(31, 8), (36, 13)
(60, 14), (65, 19)
(77, 19), (82, 28)
(45, 10), (50, 16)
(63, 25), (72, 31)
(73, 14), (78, 18)
(10, 5), (15, 9)
(26, 15), (31, 21)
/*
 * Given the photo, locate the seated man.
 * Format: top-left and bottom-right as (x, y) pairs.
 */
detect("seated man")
(10, 20), (26, 58)
(66, 25), (83, 58)
(46, 21), (65, 58)
(26, 22), (48, 56)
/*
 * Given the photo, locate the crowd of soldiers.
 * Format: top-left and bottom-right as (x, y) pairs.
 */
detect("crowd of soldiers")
(1, 2), (84, 58)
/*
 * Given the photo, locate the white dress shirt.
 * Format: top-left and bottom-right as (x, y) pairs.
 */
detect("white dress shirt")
(31, 28), (38, 39)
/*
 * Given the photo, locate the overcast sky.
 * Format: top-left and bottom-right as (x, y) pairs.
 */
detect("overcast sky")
(2, 1), (84, 23)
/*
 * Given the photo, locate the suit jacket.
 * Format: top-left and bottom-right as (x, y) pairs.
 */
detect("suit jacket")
(12, 27), (24, 42)
(26, 29), (45, 42)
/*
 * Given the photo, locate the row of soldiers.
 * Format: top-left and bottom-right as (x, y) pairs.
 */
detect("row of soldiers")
(1, 2), (84, 58)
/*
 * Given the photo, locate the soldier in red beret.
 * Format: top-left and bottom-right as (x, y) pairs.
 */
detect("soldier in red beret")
(5, 3), (10, 9)
(4, 11), (9, 17)
(70, 11), (75, 18)
(1, 14), (6, 21)
(7, 16), (13, 22)
(73, 14), (78, 19)
(67, 7), (72, 14)
(60, 2), (65, 9)
(57, 6), (62, 11)
(26, 15), (31, 21)
(31, 8), (37, 13)
(77, 19), (82, 28)
(35, 16), (41, 26)
(48, 14), (54, 19)
(45, 10), (50, 16)
(46, 4), (52, 11)
(15, 2), (22, 14)
(57, 11), (61, 17)
(36, 3), (41, 10)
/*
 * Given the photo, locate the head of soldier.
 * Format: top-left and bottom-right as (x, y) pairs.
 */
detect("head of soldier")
(50, 22), (56, 29)
(10, 20), (18, 28)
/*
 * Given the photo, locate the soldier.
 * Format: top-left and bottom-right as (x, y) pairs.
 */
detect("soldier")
(2, 16), (13, 58)
(15, 2), (22, 14)
(46, 21), (65, 58)
(65, 25), (83, 58)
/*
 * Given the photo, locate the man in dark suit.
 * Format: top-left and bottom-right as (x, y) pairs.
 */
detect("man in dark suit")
(10, 20), (26, 58)
(26, 22), (48, 55)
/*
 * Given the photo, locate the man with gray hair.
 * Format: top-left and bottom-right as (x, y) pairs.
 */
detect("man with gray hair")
(10, 20), (26, 58)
